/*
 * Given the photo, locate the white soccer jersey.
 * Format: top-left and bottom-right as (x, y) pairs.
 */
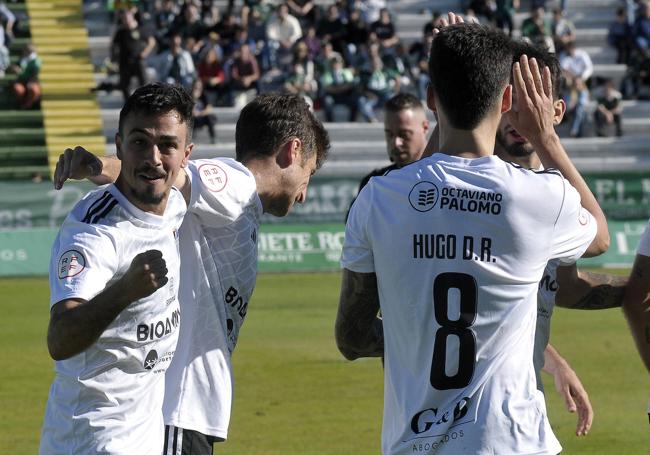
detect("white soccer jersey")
(40, 184), (186, 455)
(342, 153), (597, 455)
(163, 158), (262, 439)
(534, 260), (560, 391)
(637, 219), (650, 257)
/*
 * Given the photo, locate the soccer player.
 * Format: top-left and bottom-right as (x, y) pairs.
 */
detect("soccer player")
(359, 93), (430, 189)
(53, 94), (330, 455)
(336, 23), (608, 454)
(496, 41), (626, 437)
(40, 83), (193, 454)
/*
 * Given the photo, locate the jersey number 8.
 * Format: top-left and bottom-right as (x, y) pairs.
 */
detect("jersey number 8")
(430, 272), (477, 390)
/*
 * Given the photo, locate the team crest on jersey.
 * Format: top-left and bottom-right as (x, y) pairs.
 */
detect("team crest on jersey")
(198, 163), (228, 192)
(57, 250), (86, 279)
(409, 182), (439, 212)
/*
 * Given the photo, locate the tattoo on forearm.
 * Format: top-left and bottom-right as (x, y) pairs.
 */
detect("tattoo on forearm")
(569, 272), (627, 310)
(336, 272), (384, 360)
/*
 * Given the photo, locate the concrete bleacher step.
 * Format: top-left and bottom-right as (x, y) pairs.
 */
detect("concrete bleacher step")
(0, 145), (48, 160)
(0, 110), (43, 127)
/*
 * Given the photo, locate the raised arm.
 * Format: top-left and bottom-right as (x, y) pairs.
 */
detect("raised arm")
(555, 264), (627, 310)
(542, 343), (593, 436)
(335, 269), (384, 360)
(622, 252), (650, 372)
(48, 250), (168, 360)
(509, 55), (609, 257)
(53, 146), (191, 204)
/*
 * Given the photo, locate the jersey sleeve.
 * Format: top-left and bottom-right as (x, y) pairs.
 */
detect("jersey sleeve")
(636, 219), (650, 257)
(49, 219), (119, 308)
(549, 179), (597, 265)
(186, 159), (257, 228)
(341, 183), (375, 273)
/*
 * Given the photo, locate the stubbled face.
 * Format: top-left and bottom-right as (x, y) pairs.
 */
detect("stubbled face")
(115, 111), (191, 214)
(384, 108), (429, 168)
(270, 151), (318, 217)
(496, 118), (535, 158)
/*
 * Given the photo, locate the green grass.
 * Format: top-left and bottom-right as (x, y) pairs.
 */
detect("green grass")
(1, 272), (648, 454)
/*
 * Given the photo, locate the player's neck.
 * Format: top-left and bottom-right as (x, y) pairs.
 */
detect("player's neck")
(437, 123), (497, 159)
(242, 157), (278, 213)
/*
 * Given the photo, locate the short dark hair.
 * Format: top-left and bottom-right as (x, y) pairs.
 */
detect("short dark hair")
(235, 94), (330, 169)
(384, 93), (425, 114)
(119, 82), (195, 140)
(510, 40), (563, 100)
(428, 23), (512, 129)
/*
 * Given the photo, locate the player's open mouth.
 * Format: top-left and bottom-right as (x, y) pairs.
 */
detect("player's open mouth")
(139, 173), (166, 183)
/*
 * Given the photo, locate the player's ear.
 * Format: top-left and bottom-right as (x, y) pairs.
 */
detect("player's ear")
(276, 138), (300, 169)
(115, 133), (123, 160)
(182, 142), (194, 168)
(426, 83), (437, 114)
(500, 84), (512, 114)
(553, 99), (566, 125)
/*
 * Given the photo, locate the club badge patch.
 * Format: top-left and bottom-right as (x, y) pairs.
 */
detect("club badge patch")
(58, 250), (86, 279)
(198, 163), (228, 192)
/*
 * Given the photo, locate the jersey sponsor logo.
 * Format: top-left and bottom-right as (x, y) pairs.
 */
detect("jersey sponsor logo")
(57, 250), (86, 279)
(144, 350), (158, 370)
(136, 309), (181, 341)
(439, 187), (502, 215)
(410, 397), (471, 435)
(225, 286), (248, 318)
(198, 163), (228, 192)
(408, 182), (439, 212)
(578, 207), (590, 226)
(539, 274), (558, 293)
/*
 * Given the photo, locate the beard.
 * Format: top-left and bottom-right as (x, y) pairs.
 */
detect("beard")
(132, 186), (166, 205)
(495, 130), (534, 158)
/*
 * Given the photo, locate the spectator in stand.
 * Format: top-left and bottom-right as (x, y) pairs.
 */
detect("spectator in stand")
(111, 8), (155, 100)
(303, 24), (322, 61)
(633, 1), (650, 58)
(561, 41), (594, 137)
(317, 4), (348, 56)
(319, 55), (359, 122)
(10, 43), (41, 109)
(266, 3), (302, 68)
(191, 79), (218, 143)
(211, 12), (239, 46)
(552, 7), (576, 54)
(154, 32), (197, 92)
(229, 42), (260, 108)
(245, 7), (271, 71)
(284, 41), (318, 108)
(171, 2), (206, 44)
(594, 79), (624, 137)
(197, 45), (226, 106)
(226, 25), (258, 58)
(345, 8), (369, 61)
(355, 0), (385, 25)
(370, 8), (399, 54)
(287, 0), (318, 29)
(357, 55), (399, 122)
(495, 0), (519, 36)
(0, 1), (15, 47)
(609, 6), (633, 64)
(316, 40), (342, 74)
(521, 6), (554, 51)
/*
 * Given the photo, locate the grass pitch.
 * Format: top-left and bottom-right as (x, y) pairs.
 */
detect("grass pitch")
(1, 272), (648, 454)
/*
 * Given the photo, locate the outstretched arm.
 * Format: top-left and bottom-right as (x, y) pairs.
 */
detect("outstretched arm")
(543, 343), (593, 436)
(622, 252), (650, 372)
(555, 264), (627, 310)
(335, 269), (384, 360)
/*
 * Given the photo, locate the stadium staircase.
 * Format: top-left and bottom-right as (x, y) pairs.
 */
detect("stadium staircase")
(23, 0), (105, 178)
(79, 0), (650, 177)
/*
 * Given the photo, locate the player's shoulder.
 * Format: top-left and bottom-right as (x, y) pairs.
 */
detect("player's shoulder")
(68, 185), (121, 226)
(187, 157), (256, 195)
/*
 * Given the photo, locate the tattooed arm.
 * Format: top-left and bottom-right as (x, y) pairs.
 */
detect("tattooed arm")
(555, 264), (627, 310)
(622, 253), (650, 372)
(335, 269), (384, 360)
